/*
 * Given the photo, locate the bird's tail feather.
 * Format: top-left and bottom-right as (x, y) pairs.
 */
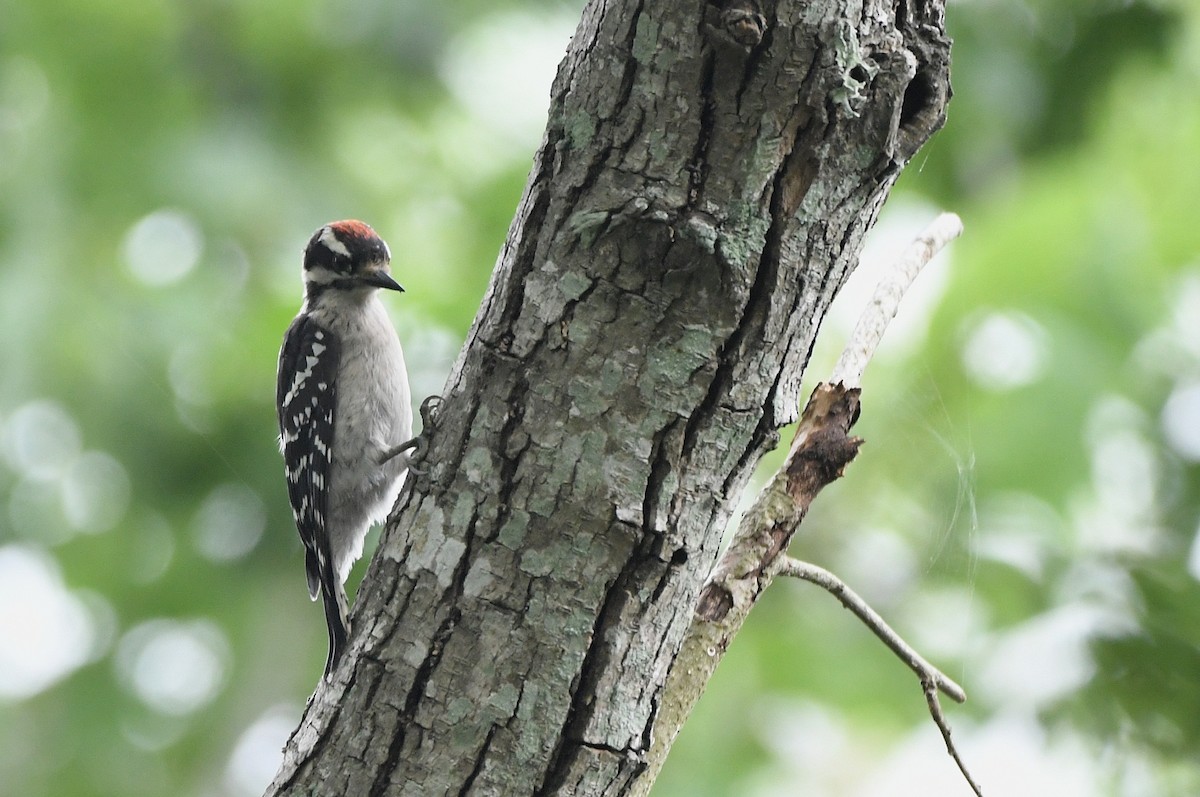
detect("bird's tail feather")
(319, 570), (350, 677)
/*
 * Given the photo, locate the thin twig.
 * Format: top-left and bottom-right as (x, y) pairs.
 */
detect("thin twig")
(923, 680), (985, 797)
(831, 212), (963, 387)
(776, 557), (965, 702)
(779, 556), (981, 794)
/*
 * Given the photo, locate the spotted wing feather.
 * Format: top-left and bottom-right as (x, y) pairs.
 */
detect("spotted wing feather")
(277, 315), (346, 671)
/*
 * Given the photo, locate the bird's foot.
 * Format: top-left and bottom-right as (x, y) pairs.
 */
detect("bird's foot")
(382, 395), (444, 476)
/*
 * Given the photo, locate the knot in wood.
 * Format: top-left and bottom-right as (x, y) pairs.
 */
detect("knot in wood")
(721, 3), (766, 48)
(696, 582), (735, 622)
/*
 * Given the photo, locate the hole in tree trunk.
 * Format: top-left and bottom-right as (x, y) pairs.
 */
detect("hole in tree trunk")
(899, 66), (936, 130)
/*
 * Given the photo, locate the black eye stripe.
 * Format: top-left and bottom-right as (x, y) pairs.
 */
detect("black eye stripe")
(304, 245), (349, 273)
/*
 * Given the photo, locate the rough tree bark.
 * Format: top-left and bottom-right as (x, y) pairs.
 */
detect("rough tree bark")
(267, 0), (950, 794)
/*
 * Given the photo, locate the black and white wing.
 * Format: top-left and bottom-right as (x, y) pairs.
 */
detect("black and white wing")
(276, 314), (347, 672)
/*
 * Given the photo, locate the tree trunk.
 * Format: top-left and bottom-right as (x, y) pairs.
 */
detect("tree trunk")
(267, 0), (949, 794)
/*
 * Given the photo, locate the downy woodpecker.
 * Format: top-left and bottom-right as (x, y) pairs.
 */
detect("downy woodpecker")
(277, 220), (412, 676)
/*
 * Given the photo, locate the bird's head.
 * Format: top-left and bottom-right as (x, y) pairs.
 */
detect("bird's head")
(302, 220), (403, 299)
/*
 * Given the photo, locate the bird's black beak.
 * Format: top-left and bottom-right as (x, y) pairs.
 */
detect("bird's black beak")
(359, 269), (404, 292)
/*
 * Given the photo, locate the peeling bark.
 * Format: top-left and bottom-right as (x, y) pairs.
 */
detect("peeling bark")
(267, 0), (950, 794)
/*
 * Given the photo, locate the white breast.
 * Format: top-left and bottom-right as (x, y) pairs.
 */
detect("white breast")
(311, 293), (412, 581)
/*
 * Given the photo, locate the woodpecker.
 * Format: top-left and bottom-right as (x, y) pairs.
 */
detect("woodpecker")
(277, 220), (412, 677)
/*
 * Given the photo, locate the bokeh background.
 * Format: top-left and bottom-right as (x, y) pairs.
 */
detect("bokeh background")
(0, 0), (1197, 794)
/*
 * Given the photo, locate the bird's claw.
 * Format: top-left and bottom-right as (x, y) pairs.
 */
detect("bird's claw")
(383, 395), (444, 477)
(418, 395), (444, 429)
(405, 440), (429, 476)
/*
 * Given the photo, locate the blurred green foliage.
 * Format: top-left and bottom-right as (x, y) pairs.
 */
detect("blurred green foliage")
(0, 0), (1196, 795)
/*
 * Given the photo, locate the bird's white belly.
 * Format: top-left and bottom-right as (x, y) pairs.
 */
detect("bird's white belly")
(320, 297), (412, 581)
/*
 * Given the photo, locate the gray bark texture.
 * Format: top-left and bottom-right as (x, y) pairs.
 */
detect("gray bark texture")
(266, 0), (950, 794)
